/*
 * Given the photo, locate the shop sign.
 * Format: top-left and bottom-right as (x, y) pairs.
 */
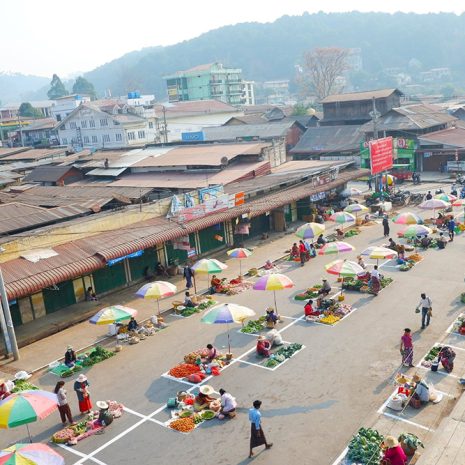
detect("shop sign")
(369, 137), (393, 175)
(310, 192), (326, 202)
(187, 248), (197, 258)
(198, 185), (224, 203)
(177, 205), (206, 222)
(107, 250), (143, 266)
(173, 236), (191, 251)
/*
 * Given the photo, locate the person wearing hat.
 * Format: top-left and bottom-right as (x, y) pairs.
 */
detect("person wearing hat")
(265, 307), (279, 328)
(412, 374), (440, 403)
(96, 401), (113, 426)
(249, 400), (273, 458)
(64, 345), (77, 368)
(318, 278), (331, 297)
(382, 435), (407, 465)
(256, 335), (271, 357)
(73, 374), (92, 414)
(0, 378), (11, 401)
(194, 385), (216, 412)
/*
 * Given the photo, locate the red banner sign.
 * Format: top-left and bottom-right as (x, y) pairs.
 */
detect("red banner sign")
(369, 137), (393, 175)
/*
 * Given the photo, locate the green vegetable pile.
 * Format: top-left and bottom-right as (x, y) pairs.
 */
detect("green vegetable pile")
(265, 358), (280, 368)
(275, 343), (303, 359)
(380, 277), (393, 288)
(424, 345), (442, 361)
(81, 346), (115, 367)
(193, 413), (204, 425)
(201, 410), (216, 420)
(11, 380), (39, 393)
(61, 365), (83, 378)
(182, 300), (216, 317)
(347, 427), (384, 464)
(241, 318), (265, 334)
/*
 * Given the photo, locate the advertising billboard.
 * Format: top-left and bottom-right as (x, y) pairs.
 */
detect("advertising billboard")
(369, 137), (394, 175)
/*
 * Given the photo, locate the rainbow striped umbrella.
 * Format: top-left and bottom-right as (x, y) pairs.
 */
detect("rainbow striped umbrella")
(318, 241), (355, 256)
(253, 273), (294, 311)
(227, 248), (252, 275)
(452, 198), (465, 207)
(0, 390), (58, 441)
(329, 211), (356, 229)
(0, 443), (64, 465)
(325, 259), (364, 277)
(392, 212), (423, 225)
(344, 204), (369, 215)
(419, 199), (450, 210)
(295, 222), (325, 240)
(89, 305), (138, 325)
(192, 258), (227, 274)
(400, 224), (432, 238)
(434, 193), (457, 202)
(361, 246), (398, 265)
(136, 281), (177, 315)
(201, 303), (256, 353)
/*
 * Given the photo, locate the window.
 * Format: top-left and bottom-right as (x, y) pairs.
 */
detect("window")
(59, 123), (66, 130)
(71, 137), (76, 144)
(138, 130), (146, 139)
(92, 135), (98, 143)
(148, 121), (154, 129)
(56, 114), (62, 122)
(89, 120), (95, 128)
(127, 131), (135, 141)
(83, 136), (90, 144)
(102, 134), (110, 143)
(70, 122), (77, 129)
(81, 120), (87, 128)
(115, 133), (122, 142)
(62, 137), (68, 144)
(100, 118), (108, 127)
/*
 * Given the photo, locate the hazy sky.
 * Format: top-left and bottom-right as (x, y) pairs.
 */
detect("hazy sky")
(2, 0), (465, 77)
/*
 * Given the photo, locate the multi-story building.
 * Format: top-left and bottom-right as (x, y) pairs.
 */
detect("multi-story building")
(164, 62), (253, 106)
(263, 80), (290, 105)
(52, 94), (91, 122)
(55, 100), (158, 150)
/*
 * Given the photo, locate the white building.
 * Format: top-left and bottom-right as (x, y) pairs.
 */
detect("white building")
(55, 101), (158, 150)
(243, 81), (255, 106)
(120, 92), (155, 107)
(52, 94), (91, 122)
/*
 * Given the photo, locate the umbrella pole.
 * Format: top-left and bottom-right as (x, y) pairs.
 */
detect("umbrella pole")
(273, 290), (278, 312)
(26, 423), (32, 443)
(239, 260), (242, 277)
(157, 299), (160, 316)
(227, 323), (231, 354)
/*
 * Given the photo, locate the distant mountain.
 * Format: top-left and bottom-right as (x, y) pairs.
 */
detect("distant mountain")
(0, 72), (49, 104)
(81, 12), (465, 100)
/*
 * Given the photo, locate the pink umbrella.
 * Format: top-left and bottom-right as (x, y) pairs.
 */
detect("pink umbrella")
(253, 273), (294, 311)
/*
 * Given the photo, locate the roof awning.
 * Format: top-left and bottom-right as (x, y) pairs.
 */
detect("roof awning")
(86, 168), (127, 177)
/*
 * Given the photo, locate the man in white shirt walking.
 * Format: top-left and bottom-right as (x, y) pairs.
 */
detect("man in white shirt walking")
(417, 293), (432, 329)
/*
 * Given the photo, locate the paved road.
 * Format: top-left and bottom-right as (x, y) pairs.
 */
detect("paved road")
(3, 180), (465, 465)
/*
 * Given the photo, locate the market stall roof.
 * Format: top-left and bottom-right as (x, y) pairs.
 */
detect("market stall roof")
(417, 126), (465, 149)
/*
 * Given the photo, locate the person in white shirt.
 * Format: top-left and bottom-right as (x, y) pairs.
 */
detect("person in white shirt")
(218, 388), (237, 419)
(417, 293), (432, 329)
(370, 265), (381, 295)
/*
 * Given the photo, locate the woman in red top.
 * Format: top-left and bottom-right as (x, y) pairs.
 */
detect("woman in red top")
(256, 336), (271, 357)
(298, 241), (306, 267)
(382, 436), (407, 465)
(304, 300), (318, 318)
(400, 328), (414, 367)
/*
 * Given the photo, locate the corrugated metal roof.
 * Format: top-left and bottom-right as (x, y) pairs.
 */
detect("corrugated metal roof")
(154, 100), (239, 118)
(290, 125), (363, 154)
(418, 126), (465, 148)
(321, 88), (401, 104)
(0, 147), (30, 159)
(23, 166), (78, 183)
(21, 118), (57, 132)
(0, 148), (68, 161)
(203, 123), (292, 141)
(86, 168), (127, 177)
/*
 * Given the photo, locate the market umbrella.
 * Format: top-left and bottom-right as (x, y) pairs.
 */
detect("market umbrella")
(344, 204), (369, 215)
(89, 305), (137, 325)
(400, 224), (432, 238)
(318, 241), (355, 256)
(201, 303), (256, 354)
(392, 212), (423, 225)
(192, 258), (228, 293)
(324, 259), (364, 295)
(360, 246), (398, 265)
(434, 193), (457, 203)
(419, 199), (450, 220)
(341, 187), (363, 197)
(329, 211), (356, 231)
(452, 198), (465, 220)
(227, 248), (252, 276)
(253, 273), (294, 312)
(0, 443), (64, 465)
(295, 222), (325, 240)
(136, 281), (177, 315)
(0, 391), (58, 441)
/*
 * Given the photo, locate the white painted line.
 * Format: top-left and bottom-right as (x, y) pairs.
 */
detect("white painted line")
(416, 364), (460, 379)
(280, 315), (299, 320)
(269, 345), (306, 371)
(146, 417), (168, 427)
(123, 407), (147, 419)
(57, 445), (108, 465)
(330, 446), (349, 465)
(439, 343), (465, 353)
(381, 411), (434, 432)
(236, 358), (274, 371)
(377, 391), (393, 414)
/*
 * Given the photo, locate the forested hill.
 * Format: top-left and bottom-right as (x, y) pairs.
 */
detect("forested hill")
(84, 11), (465, 98)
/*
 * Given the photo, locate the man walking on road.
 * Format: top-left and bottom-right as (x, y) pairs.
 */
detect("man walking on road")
(448, 218), (456, 241)
(249, 400), (273, 458)
(382, 215), (390, 237)
(417, 293), (432, 329)
(183, 262), (195, 290)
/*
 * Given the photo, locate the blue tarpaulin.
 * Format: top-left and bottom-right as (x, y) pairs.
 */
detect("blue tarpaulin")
(107, 250), (144, 266)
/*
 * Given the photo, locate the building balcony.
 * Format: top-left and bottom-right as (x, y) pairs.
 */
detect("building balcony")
(209, 80), (223, 84)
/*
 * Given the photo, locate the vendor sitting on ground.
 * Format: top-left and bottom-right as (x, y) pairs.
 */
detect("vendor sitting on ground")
(362, 213), (370, 224)
(357, 255), (366, 270)
(85, 286), (98, 301)
(204, 343), (218, 363)
(127, 317), (139, 332)
(64, 345), (77, 368)
(256, 335), (272, 357)
(336, 228), (345, 240)
(438, 232), (448, 249)
(396, 243), (406, 260)
(210, 275), (225, 293)
(265, 307), (279, 328)
(218, 388), (237, 419)
(143, 266), (155, 281)
(316, 234), (327, 246)
(387, 238), (397, 251)
(318, 278), (331, 296)
(184, 291), (197, 308)
(264, 259), (274, 270)
(0, 378), (11, 400)
(304, 299), (319, 319)
(412, 374), (440, 403)
(194, 385), (217, 412)
(96, 400), (113, 427)
(290, 243), (299, 259)
(420, 236), (432, 249)
(382, 436), (407, 465)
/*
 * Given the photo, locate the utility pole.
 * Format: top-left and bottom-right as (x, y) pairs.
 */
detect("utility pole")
(17, 115), (24, 147)
(0, 268), (19, 360)
(162, 106), (168, 144)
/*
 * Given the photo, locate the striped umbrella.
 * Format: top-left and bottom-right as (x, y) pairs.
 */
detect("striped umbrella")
(361, 246), (398, 265)
(201, 303), (256, 353)
(419, 199), (450, 210)
(0, 390), (58, 441)
(329, 211), (356, 230)
(253, 273), (294, 311)
(0, 443), (64, 465)
(400, 224), (432, 238)
(295, 222), (325, 240)
(325, 259), (364, 277)
(89, 305), (138, 325)
(318, 241), (355, 256)
(136, 281), (177, 315)
(392, 212), (423, 225)
(227, 248), (252, 276)
(434, 193), (457, 202)
(192, 259), (228, 293)
(344, 204), (369, 215)
(453, 198), (465, 219)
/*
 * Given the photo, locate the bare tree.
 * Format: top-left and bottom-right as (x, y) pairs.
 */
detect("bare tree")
(298, 47), (350, 101)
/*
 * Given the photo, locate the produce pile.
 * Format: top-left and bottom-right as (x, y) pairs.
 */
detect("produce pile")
(294, 286), (320, 301)
(11, 380), (39, 393)
(347, 427), (384, 464)
(240, 317), (266, 334)
(423, 345), (442, 362)
(60, 364), (83, 378)
(399, 260), (416, 272)
(307, 302), (354, 325)
(80, 346), (115, 367)
(181, 299), (217, 317)
(170, 417), (196, 433)
(169, 363), (201, 378)
(224, 280), (253, 295)
(343, 277), (393, 292)
(264, 343), (303, 368)
(345, 229), (360, 238)
(452, 313), (465, 334)
(406, 253), (423, 262)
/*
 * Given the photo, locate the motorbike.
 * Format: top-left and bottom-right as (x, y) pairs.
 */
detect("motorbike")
(435, 188), (444, 195)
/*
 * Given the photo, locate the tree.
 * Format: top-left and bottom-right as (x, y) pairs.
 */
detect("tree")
(47, 74), (68, 100)
(298, 47), (350, 101)
(291, 103), (309, 116)
(18, 102), (42, 118)
(72, 76), (97, 99)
